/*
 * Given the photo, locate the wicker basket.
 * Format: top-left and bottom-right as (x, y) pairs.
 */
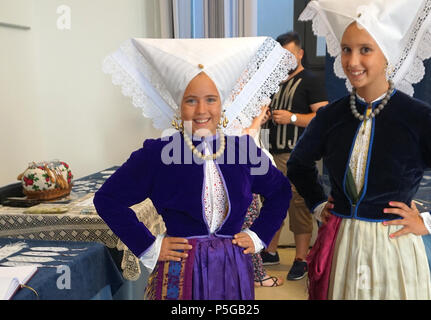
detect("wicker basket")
(18, 161), (73, 201)
(23, 185), (72, 201)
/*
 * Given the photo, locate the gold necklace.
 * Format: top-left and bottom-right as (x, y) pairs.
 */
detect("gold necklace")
(182, 130), (226, 160)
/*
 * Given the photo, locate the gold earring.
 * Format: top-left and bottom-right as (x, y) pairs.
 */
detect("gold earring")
(171, 115), (183, 131)
(385, 61), (394, 79)
(220, 111), (229, 128)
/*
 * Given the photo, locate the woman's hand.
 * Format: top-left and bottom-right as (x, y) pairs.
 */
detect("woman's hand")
(158, 237), (193, 262)
(243, 106), (270, 137)
(257, 106), (271, 125)
(382, 201), (428, 238)
(320, 196), (335, 225)
(232, 232), (255, 254)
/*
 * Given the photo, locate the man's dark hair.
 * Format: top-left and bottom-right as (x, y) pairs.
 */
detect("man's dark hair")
(276, 31), (302, 48)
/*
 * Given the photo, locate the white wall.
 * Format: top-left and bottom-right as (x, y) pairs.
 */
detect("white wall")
(0, 0), (162, 186)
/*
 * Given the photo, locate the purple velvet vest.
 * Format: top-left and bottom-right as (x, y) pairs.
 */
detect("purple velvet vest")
(94, 133), (291, 258)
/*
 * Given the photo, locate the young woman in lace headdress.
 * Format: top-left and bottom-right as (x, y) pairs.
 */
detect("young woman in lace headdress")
(95, 37), (297, 299)
(287, 0), (431, 299)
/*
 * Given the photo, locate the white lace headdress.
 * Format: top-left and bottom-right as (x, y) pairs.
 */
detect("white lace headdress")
(102, 37), (297, 134)
(299, 0), (431, 96)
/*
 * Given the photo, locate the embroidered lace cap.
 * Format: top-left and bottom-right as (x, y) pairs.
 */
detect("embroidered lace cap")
(102, 37), (297, 133)
(299, 0), (431, 96)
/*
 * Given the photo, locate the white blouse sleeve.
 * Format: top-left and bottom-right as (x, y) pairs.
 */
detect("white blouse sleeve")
(242, 228), (265, 253)
(313, 201), (327, 223)
(420, 212), (431, 234)
(139, 233), (166, 274)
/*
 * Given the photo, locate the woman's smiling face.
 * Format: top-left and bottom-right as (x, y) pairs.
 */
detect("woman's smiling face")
(341, 22), (388, 98)
(181, 72), (222, 136)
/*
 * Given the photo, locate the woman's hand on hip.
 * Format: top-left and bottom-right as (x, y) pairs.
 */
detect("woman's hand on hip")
(232, 232), (255, 254)
(320, 196), (335, 225)
(382, 201), (428, 238)
(158, 237), (193, 262)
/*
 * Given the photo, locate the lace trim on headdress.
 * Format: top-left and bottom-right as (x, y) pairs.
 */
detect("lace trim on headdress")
(102, 39), (178, 130)
(390, 0), (431, 96)
(299, 2), (341, 57)
(224, 38), (297, 135)
(299, 3), (354, 92)
(300, 0), (431, 97)
(103, 38), (296, 133)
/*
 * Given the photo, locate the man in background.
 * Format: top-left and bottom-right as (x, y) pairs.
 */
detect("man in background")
(262, 31), (328, 281)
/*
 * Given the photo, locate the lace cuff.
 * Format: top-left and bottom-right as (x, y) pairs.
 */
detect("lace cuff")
(420, 212), (431, 235)
(139, 233), (165, 274)
(243, 228), (265, 253)
(313, 201), (328, 223)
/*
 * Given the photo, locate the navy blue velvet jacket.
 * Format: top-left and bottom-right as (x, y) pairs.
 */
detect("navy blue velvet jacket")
(94, 133), (291, 258)
(287, 90), (431, 222)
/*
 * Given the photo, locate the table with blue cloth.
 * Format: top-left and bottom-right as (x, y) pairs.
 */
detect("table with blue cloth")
(0, 167), (164, 299)
(0, 238), (124, 300)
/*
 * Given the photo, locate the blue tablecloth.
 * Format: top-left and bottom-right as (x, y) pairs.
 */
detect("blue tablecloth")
(0, 238), (124, 300)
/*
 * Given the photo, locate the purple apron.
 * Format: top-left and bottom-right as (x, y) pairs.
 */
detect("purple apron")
(145, 235), (254, 300)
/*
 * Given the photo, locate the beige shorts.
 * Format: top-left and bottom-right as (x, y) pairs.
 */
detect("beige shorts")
(273, 153), (313, 235)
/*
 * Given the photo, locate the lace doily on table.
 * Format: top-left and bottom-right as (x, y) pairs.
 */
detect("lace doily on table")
(118, 198), (166, 281)
(299, 0), (431, 96)
(103, 38), (296, 135)
(0, 211), (118, 248)
(0, 197), (164, 281)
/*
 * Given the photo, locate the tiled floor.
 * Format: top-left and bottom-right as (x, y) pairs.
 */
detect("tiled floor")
(255, 247), (308, 300)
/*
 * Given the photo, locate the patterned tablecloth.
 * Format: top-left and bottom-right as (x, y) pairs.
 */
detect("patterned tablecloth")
(0, 167), (166, 281)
